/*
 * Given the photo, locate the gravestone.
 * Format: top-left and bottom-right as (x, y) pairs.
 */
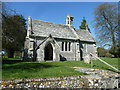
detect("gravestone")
(84, 54), (91, 64)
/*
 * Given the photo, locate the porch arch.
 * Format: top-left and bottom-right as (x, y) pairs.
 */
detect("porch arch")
(44, 43), (53, 61)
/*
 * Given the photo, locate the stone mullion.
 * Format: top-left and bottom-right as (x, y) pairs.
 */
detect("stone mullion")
(67, 42), (70, 51)
(64, 42), (65, 51)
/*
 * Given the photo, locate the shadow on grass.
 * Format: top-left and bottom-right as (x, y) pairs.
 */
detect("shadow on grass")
(2, 60), (23, 64)
(2, 60), (59, 71)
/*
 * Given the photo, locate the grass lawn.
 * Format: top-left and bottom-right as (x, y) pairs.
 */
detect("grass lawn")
(2, 58), (22, 60)
(2, 58), (119, 80)
(92, 57), (119, 71)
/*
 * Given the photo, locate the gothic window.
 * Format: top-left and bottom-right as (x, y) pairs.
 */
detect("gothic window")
(62, 42), (71, 51)
(69, 42), (71, 51)
(65, 42), (67, 51)
(62, 42), (64, 51)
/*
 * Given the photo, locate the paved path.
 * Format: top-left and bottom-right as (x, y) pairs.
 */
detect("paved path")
(73, 67), (120, 88)
(73, 67), (119, 78)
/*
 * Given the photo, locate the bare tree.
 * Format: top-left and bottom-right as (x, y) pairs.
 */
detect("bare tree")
(93, 3), (120, 57)
(94, 3), (118, 47)
(2, 3), (27, 58)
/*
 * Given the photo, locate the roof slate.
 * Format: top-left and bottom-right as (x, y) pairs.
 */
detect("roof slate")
(30, 18), (95, 42)
(75, 29), (96, 42)
(31, 19), (78, 40)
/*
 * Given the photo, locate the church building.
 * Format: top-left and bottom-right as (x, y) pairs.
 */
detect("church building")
(23, 15), (97, 62)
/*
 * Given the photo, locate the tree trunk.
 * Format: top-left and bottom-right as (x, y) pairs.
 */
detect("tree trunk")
(8, 50), (14, 58)
(111, 31), (117, 57)
(111, 31), (115, 46)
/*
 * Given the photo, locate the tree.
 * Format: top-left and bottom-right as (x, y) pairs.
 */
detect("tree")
(97, 47), (113, 57)
(79, 17), (90, 32)
(2, 5), (27, 58)
(97, 47), (107, 57)
(109, 45), (120, 58)
(94, 3), (119, 57)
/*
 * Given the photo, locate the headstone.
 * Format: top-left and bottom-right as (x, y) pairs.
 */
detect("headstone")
(84, 54), (91, 64)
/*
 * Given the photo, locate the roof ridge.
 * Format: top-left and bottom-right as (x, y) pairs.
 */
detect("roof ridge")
(32, 19), (68, 27)
(70, 27), (79, 39)
(76, 29), (89, 31)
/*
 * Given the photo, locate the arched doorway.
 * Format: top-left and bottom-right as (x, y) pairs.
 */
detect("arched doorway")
(44, 43), (53, 61)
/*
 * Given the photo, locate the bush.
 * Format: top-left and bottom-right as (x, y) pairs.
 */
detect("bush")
(97, 47), (107, 57)
(105, 53), (114, 58)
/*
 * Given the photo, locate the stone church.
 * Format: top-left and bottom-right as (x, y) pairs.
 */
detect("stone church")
(23, 14), (97, 62)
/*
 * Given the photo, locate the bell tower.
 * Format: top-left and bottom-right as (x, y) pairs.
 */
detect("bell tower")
(66, 14), (74, 27)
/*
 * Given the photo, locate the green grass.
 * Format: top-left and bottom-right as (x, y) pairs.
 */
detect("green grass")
(2, 58), (119, 80)
(2, 61), (87, 80)
(92, 57), (119, 71)
(2, 58), (22, 60)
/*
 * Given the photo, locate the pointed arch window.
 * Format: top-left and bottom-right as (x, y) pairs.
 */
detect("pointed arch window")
(62, 42), (64, 51)
(69, 42), (71, 51)
(65, 42), (67, 51)
(61, 41), (71, 51)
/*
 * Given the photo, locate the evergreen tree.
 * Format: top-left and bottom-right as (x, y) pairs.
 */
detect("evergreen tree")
(79, 17), (90, 32)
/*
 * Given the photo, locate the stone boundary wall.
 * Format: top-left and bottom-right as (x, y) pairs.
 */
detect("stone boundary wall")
(1, 75), (120, 89)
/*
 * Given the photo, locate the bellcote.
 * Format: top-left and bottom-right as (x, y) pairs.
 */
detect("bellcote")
(66, 14), (74, 27)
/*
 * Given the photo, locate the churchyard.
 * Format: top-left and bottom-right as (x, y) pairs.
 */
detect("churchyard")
(2, 57), (119, 79)
(1, 57), (119, 88)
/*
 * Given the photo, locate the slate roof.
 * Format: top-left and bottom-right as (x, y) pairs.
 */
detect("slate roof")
(75, 29), (96, 42)
(31, 19), (78, 40)
(30, 18), (95, 42)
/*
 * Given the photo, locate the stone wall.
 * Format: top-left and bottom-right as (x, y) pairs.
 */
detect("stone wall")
(24, 36), (81, 62)
(1, 75), (119, 89)
(24, 35), (97, 62)
(59, 40), (80, 61)
(80, 42), (97, 61)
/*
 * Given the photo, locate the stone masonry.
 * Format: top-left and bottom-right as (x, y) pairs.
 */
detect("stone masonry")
(23, 14), (97, 62)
